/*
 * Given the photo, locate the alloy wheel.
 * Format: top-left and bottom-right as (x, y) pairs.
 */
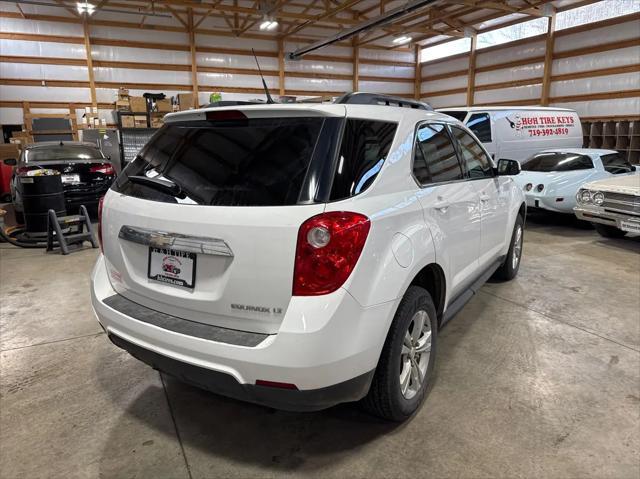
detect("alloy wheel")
(399, 310), (432, 399)
(512, 225), (523, 270)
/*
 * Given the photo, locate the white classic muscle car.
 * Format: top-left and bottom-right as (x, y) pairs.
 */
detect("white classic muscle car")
(574, 174), (640, 238)
(514, 148), (637, 214)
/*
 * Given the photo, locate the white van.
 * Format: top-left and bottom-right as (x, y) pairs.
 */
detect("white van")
(437, 106), (583, 163)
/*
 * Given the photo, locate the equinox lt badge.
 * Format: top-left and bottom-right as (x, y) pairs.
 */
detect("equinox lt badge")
(231, 304), (283, 315)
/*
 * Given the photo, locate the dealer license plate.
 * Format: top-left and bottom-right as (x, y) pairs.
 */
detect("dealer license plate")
(61, 174), (80, 184)
(148, 247), (196, 289)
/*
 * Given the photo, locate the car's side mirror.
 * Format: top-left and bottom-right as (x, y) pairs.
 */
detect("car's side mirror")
(3, 158), (17, 166)
(496, 158), (521, 176)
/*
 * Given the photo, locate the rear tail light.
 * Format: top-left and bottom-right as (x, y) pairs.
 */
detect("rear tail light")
(97, 196), (105, 252)
(525, 183), (533, 191)
(16, 166), (37, 175)
(536, 184), (545, 192)
(89, 163), (115, 175)
(293, 211), (370, 296)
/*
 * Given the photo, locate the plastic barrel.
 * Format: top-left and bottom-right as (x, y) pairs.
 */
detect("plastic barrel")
(20, 175), (66, 233)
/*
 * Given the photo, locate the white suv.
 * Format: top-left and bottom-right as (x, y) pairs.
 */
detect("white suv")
(91, 94), (526, 421)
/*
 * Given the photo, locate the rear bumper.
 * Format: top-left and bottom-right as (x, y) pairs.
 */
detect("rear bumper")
(91, 255), (395, 411)
(108, 333), (374, 412)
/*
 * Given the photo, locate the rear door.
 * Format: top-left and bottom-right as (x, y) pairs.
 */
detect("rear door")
(413, 122), (481, 299)
(103, 111), (343, 335)
(450, 126), (510, 267)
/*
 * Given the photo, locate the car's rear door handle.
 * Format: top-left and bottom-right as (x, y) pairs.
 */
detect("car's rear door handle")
(479, 193), (490, 202)
(119, 225), (234, 257)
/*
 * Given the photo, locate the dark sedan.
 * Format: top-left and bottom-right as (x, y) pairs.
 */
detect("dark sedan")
(6, 141), (115, 222)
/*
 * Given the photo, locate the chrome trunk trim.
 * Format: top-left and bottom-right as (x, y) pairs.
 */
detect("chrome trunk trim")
(119, 225), (234, 256)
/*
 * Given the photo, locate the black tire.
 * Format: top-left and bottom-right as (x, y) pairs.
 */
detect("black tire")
(362, 285), (438, 422)
(593, 223), (627, 238)
(494, 214), (524, 281)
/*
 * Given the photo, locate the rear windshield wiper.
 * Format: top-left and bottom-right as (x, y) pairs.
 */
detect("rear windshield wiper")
(128, 175), (184, 197)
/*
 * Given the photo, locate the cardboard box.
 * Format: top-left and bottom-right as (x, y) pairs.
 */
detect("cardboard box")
(155, 98), (172, 112)
(178, 93), (195, 111)
(134, 115), (148, 128)
(0, 143), (20, 162)
(129, 96), (147, 113)
(151, 117), (164, 128)
(121, 115), (135, 128)
(116, 99), (130, 111)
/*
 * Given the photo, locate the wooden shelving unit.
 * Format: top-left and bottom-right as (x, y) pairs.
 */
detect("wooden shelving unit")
(582, 119), (640, 164)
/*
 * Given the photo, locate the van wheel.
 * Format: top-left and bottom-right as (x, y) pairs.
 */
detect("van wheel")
(493, 214), (524, 281)
(362, 286), (437, 422)
(593, 223), (626, 238)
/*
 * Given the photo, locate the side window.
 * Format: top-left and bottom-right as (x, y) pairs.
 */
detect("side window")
(601, 153), (634, 174)
(330, 119), (397, 201)
(466, 113), (492, 143)
(413, 123), (463, 184)
(451, 127), (494, 179)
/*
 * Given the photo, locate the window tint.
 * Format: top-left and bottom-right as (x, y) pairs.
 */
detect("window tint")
(601, 153), (634, 174)
(330, 119), (397, 200)
(113, 117), (325, 206)
(451, 127), (494, 179)
(25, 145), (104, 162)
(439, 111), (467, 122)
(413, 123), (463, 184)
(522, 153), (594, 172)
(466, 113), (492, 142)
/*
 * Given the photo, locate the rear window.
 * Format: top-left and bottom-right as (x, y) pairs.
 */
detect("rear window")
(113, 116), (397, 206)
(601, 153), (634, 174)
(522, 153), (594, 172)
(25, 145), (104, 162)
(113, 117), (325, 206)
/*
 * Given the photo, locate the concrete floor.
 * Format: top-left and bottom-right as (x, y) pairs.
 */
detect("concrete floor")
(1, 215), (639, 479)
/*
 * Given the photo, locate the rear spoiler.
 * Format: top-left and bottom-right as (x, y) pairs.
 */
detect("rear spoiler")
(164, 105), (346, 123)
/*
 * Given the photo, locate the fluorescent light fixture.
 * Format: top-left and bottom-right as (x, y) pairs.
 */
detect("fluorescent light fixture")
(77, 2), (95, 14)
(259, 20), (278, 31)
(392, 35), (412, 44)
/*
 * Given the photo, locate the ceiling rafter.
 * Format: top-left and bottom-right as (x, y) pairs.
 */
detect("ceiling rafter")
(402, 0), (549, 49)
(279, 0), (364, 39)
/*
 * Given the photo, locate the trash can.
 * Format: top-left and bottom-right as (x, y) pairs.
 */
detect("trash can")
(20, 173), (66, 234)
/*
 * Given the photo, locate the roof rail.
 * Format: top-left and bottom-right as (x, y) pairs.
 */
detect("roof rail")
(334, 92), (432, 111)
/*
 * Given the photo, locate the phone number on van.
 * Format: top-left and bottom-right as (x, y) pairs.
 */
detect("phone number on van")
(528, 128), (570, 137)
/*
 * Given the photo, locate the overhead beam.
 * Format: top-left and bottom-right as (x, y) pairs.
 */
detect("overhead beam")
(280, 0), (364, 39)
(287, 0), (438, 60)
